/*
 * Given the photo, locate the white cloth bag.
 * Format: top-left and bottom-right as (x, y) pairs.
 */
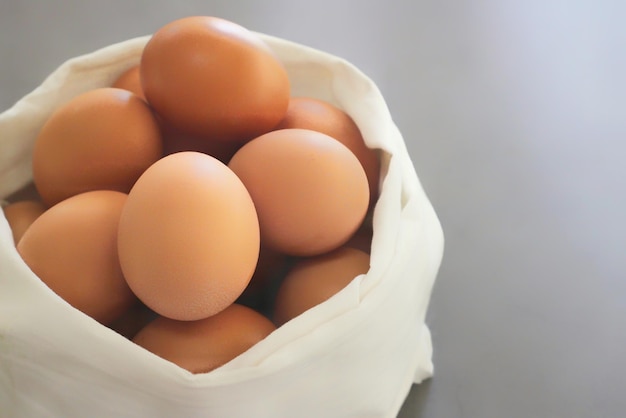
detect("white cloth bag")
(0, 33), (444, 418)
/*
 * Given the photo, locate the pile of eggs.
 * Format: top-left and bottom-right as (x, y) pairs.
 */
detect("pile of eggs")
(1, 16), (380, 374)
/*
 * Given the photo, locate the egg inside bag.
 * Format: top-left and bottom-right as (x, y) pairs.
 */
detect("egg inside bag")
(0, 17), (444, 418)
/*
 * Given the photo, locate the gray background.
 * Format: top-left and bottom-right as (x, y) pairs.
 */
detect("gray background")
(2, 1), (625, 417)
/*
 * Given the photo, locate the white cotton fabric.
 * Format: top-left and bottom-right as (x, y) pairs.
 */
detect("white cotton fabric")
(0, 34), (444, 418)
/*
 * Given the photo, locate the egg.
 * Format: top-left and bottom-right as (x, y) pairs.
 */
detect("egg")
(140, 16), (290, 142)
(32, 87), (163, 206)
(112, 65), (145, 100)
(133, 304), (276, 374)
(273, 247), (371, 326)
(17, 190), (135, 325)
(2, 200), (47, 244)
(228, 128), (370, 256)
(275, 97), (381, 204)
(117, 151), (260, 321)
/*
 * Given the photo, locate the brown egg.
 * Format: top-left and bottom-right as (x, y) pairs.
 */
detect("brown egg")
(32, 87), (163, 206)
(112, 65), (145, 100)
(2, 200), (47, 244)
(133, 304), (276, 373)
(117, 152), (260, 321)
(228, 128), (370, 257)
(17, 190), (135, 325)
(140, 16), (290, 142)
(273, 247), (370, 326)
(275, 97), (381, 204)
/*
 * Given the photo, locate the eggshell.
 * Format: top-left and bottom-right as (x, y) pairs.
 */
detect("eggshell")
(112, 65), (145, 100)
(32, 87), (163, 206)
(2, 200), (47, 244)
(275, 97), (381, 204)
(228, 128), (370, 256)
(16, 190), (135, 325)
(140, 16), (290, 142)
(273, 247), (370, 326)
(133, 304), (276, 374)
(117, 151), (260, 321)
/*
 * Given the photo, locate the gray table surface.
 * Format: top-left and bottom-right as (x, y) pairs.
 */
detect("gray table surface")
(2, 1), (625, 417)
